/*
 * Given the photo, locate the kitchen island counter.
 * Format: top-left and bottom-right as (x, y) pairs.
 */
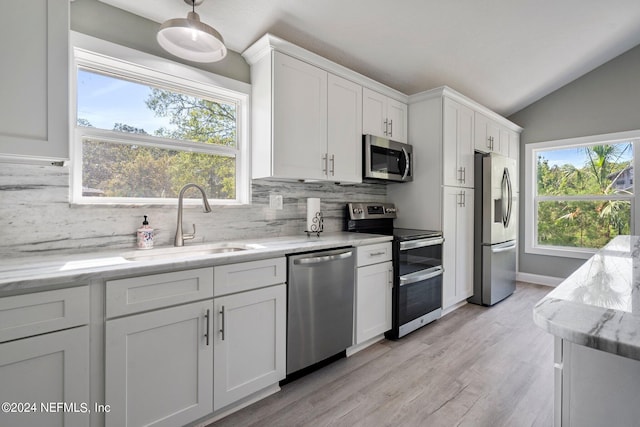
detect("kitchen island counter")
(533, 235), (640, 360)
(533, 235), (640, 426)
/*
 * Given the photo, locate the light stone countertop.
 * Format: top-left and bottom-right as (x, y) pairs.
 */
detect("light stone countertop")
(0, 232), (391, 297)
(533, 235), (640, 360)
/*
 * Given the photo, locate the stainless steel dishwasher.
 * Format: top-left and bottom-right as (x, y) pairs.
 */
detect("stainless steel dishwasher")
(286, 247), (355, 376)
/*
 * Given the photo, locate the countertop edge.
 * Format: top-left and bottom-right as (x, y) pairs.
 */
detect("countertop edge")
(533, 296), (640, 361)
(0, 233), (392, 297)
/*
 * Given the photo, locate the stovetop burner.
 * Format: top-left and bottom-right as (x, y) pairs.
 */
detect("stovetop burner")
(345, 202), (441, 240)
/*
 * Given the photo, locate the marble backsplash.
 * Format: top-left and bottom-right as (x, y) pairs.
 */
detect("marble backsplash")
(0, 163), (386, 259)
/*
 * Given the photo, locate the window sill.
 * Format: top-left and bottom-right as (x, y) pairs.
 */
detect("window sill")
(525, 245), (595, 260)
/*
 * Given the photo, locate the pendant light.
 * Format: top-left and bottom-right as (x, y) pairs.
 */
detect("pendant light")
(157, 0), (227, 63)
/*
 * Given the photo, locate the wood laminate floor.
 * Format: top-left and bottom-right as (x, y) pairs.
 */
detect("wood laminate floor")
(210, 282), (554, 427)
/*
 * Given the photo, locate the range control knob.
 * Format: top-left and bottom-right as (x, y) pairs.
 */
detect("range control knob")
(352, 208), (363, 214)
(385, 207), (397, 213)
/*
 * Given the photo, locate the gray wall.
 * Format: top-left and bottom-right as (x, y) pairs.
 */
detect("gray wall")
(70, 0), (250, 83)
(508, 43), (640, 279)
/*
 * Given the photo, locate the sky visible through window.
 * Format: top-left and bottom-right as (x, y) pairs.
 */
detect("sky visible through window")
(76, 69), (175, 134)
(538, 144), (633, 168)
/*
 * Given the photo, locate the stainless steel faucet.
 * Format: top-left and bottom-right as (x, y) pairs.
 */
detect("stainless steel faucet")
(174, 183), (212, 247)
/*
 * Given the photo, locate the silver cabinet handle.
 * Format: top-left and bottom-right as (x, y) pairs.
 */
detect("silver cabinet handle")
(383, 119), (389, 136)
(322, 154), (328, 174)
(399, 266), (443, 286)
(330, 154), (335, 176)
(458, 167), (463, 183)
(457, 190), (466, 207)
(219, 306), (225, 341)
(388, 267), (393, 286)
(399, 237), (444, 251)
(293, 250), (353, 265)
(204, 309), (210, 346)
(368, 251), (387, 257)
(389, 119), (393, 137)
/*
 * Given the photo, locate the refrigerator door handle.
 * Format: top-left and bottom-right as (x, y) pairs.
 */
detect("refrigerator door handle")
(501, 168), (513, 227)
(491, 242), (517, 253)
(505, 168), (513, 227)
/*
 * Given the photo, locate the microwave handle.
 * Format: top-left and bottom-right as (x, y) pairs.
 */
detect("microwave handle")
(401, 147), (410, 181)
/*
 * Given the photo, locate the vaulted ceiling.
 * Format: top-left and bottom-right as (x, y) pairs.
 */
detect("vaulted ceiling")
(100, 0), (640, 116)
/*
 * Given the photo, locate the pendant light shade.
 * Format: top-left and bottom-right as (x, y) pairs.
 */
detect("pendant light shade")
(157, 0), (227, 63)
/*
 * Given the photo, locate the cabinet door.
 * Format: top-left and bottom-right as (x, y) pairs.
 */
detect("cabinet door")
(474, 112), (500, 154)
(105, 301), (213, 427)
(498, 127), (511, 157)
(457, 189), (474, 301)
(508, 130), (520, 162)
(356, 261), (393, 344)
(0, 2), (68, 161)
(442, 187), (474, 309)
(362, 87), (388, 138)
(386, 98), (408, 143)
(327, 74), (362, 183)
(0, 327), (89, 427)
(214, 284), (286, 411)
(273, 52), (327, 180)
(443, 98), (474, 188)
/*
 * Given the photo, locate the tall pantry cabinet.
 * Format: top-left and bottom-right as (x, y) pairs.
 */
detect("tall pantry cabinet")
(388, 86), (521, 312)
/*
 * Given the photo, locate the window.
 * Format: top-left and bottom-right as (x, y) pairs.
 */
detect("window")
(71, 33), (250, 205)
(525, 131), (640, 259)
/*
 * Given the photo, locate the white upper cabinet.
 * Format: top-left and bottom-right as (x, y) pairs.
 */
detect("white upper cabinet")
(272, 52), (328, 181)
(327, 74), (363, 183)
(363, 88), (408, 143)
(251, 51), (362, 183)
(443, 97), (475, 188)
(0, 1), (69, 162)
(474, 112), (510, 157)
(244, 34), (408, 183)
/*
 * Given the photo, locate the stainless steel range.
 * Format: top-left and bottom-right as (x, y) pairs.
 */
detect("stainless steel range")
(346, 202), (443, 338)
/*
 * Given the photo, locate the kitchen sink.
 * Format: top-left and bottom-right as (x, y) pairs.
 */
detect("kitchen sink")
(122, 242), (264, 261)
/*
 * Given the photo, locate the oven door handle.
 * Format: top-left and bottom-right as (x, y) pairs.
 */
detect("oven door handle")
(399, 266), (443, 287)
(399, 237), (444, 251)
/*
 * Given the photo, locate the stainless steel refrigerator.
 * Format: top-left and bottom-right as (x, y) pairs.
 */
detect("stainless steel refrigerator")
(468, 152), (518, 306)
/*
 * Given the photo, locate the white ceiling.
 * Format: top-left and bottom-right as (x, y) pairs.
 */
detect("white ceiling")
(99, 0), (640, 116)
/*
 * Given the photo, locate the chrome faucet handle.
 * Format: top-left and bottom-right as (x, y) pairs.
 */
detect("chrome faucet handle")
(183, 224), (197, 241)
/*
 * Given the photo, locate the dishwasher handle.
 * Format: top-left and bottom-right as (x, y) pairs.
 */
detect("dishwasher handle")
(293, 250), (353, 265)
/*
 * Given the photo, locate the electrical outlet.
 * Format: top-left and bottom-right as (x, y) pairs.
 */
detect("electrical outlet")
(269, 194), (283, 210)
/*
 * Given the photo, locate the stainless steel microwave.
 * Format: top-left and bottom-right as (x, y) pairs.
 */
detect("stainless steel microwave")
(363, 135), (413, 182)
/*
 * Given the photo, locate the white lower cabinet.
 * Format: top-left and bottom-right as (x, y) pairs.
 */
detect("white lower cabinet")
(213, 284), (286, 410)
(104, 260), (286, 426)
(354, 242), (393, 346)
(355, 261), (393, 344)
(105, 300), (214, 427)
(0, 326), (89, 427)
(442, 187), (474, 309)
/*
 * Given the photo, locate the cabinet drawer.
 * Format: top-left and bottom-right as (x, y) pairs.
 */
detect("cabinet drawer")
(106, 268), (214, 318)
(357, 242), (392, 267)
(0, 286), (89, 343)
(214, 258), (286, 297)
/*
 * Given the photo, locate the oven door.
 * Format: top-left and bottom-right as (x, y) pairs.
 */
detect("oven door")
(397, 267), (443, 332)
(397, 237), (443, 275)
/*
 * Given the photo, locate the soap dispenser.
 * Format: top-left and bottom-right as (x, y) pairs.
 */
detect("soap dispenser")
(136, 215), (154, 249)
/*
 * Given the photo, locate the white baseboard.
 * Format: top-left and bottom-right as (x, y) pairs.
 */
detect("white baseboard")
(516, 272), (564, 287)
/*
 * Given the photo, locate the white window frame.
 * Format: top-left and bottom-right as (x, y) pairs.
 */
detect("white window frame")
(525, 130), (640, 259)
(69, 32), (251, 205)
